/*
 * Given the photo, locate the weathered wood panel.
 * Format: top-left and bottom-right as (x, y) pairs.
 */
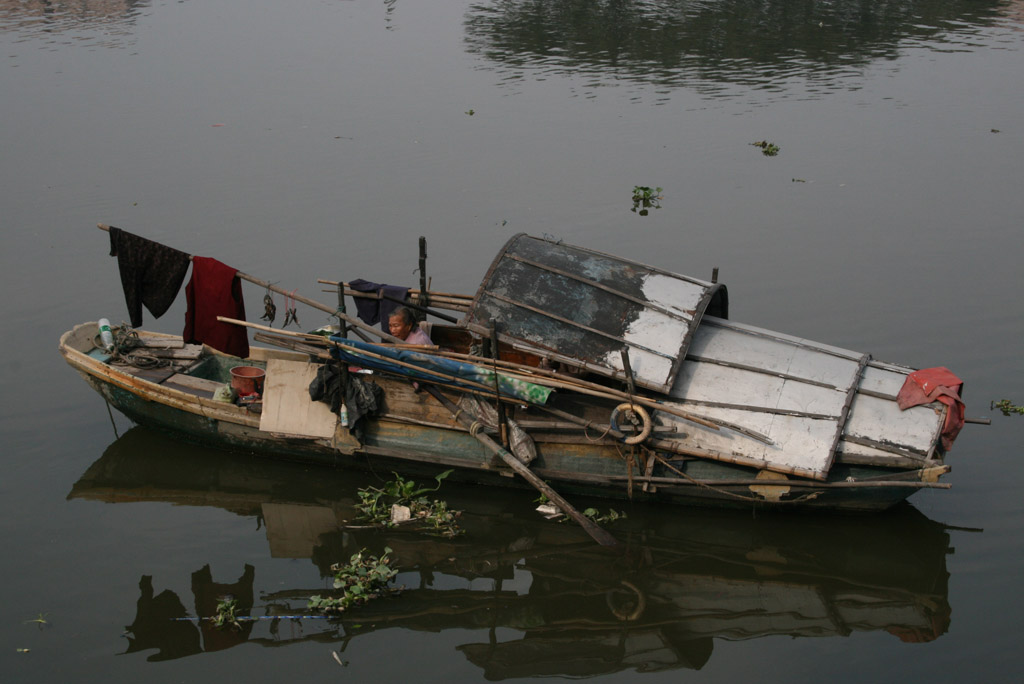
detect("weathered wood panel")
(259, 359), (337, 439)
(662, 317), (945, 479)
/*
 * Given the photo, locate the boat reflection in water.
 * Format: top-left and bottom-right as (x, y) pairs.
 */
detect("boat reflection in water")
(70, 428), (955, 675)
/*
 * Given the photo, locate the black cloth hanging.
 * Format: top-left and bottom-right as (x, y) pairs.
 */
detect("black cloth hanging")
(348, 279), (409, 331)
(109, 226), (191, 327)
(309, 361), (383, 440)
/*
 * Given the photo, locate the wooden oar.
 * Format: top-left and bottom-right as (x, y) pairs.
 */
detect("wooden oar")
(420, 383), (619, 549)
(96, 223), (405, 344)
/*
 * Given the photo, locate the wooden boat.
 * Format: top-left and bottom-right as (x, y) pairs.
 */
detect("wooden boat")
(72, 429), (954, 671)
(60, 233), (967, 513)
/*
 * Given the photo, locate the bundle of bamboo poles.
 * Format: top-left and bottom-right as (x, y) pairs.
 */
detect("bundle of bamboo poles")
(219, 315), (744, 440)
(317, 279), (473, 314)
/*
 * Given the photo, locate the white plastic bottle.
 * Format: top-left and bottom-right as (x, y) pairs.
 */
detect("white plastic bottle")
(339, 402), (349, 427)
(98, 318), (115, 351)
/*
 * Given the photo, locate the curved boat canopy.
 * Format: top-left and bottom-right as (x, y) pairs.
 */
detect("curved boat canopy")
(461, 234), (728, 394)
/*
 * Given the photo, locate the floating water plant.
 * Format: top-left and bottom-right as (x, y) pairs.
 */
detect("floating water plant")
(581, 507), (627, 524)
(355, 470), (462, 537)
(991, 399), (1023, 416)
(631, 186), (663, 216)
(23, 613), (49, 629)
(751, 140), (780, 156)
(210, 597), (241, 630)
(308, 547), (399, 614)
(536, 494), (626, 525)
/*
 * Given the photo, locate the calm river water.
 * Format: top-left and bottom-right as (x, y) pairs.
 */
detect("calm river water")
(2, 1), (1023, 682)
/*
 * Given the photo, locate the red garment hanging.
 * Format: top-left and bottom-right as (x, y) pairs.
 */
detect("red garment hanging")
(183, 256), (249, 358)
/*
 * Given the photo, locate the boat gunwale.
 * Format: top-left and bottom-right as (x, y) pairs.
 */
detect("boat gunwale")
(59, 322), (261, 429)
(59, 322), (950, 511)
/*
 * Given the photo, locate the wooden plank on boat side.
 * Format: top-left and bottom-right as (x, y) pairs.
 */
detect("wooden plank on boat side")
(259, 359), (338, 439)
(164, 373), (225, 394)
(135, 336), (185, 349)
(146, 345), (205, 360)
(129, 366), (179, 385)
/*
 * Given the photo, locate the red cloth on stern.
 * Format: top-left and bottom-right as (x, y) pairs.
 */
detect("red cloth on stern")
(896, 367), (965, 450)
(183, 256), (249, 358)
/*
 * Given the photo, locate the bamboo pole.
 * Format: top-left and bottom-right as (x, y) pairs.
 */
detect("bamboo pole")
(597, 473), (951, 490)
(217, 316), (325, 341)
(427, 348), (729, 435)
(254, 332), (501, 395)
(97, 223), (405, 344)
(421, 383), (619, 549)
(317, 279), (473, 301)
(230, 318), (439, 351)
(318, 288), (471, 310)
(247, 333), (753, 459)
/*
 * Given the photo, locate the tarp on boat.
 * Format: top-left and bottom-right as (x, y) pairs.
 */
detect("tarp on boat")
(461, 234), (728, 394)
(328, 337), (553, 405)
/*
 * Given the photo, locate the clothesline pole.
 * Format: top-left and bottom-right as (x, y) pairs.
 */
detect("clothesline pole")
(417, 236), (429, 313)
(96, 223), (404, 344)
(315, 279), (472, 302)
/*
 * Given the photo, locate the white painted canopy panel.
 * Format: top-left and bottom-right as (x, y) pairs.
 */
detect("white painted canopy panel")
(663, 318), (947, 478)
(692, 318), (866, 389)
(858, 364), (914, 398)
(656, 404), (842, 480)
(673, 360), (849, 418)
(843, 394), (944, 457)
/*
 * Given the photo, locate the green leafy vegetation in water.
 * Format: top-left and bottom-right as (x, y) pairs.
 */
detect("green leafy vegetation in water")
(355, 470), (462, 538)
(308, 548), (399, 615)
(751, 140), (780, 156)
(631, 186), (663, 216)
(577, 507), (627, 524)
(23, 613), (49, 629)
(535, 494), (626, 525)
(210, 597), (241, 630)
(991, 399), (1024, 416)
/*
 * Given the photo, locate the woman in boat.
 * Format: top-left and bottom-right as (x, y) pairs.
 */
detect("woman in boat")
(388, 306), (432, 346)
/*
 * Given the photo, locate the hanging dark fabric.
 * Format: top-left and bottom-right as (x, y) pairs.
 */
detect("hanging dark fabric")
(309, 361), (383, 440)
(347, 279), (409, 331)
(108, 226), (191, 327)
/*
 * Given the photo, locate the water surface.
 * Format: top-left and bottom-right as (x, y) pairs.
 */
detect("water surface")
(2, 0), (1022, 681)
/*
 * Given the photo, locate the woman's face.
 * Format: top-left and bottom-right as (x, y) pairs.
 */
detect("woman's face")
(388, 314), (412, 340)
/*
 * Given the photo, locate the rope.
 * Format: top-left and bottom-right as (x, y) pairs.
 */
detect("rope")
(621, 445), (634, 500)
(104, 398), (121, 440)
(469, 421), (484, 437)
(583, 420), (614, 442)
(95, 323), (173, 371)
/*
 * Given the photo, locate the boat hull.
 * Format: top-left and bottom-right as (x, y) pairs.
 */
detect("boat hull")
(64, 325), (937, 511)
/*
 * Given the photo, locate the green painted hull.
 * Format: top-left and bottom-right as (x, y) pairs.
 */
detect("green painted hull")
(81, 371), (925, 513)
